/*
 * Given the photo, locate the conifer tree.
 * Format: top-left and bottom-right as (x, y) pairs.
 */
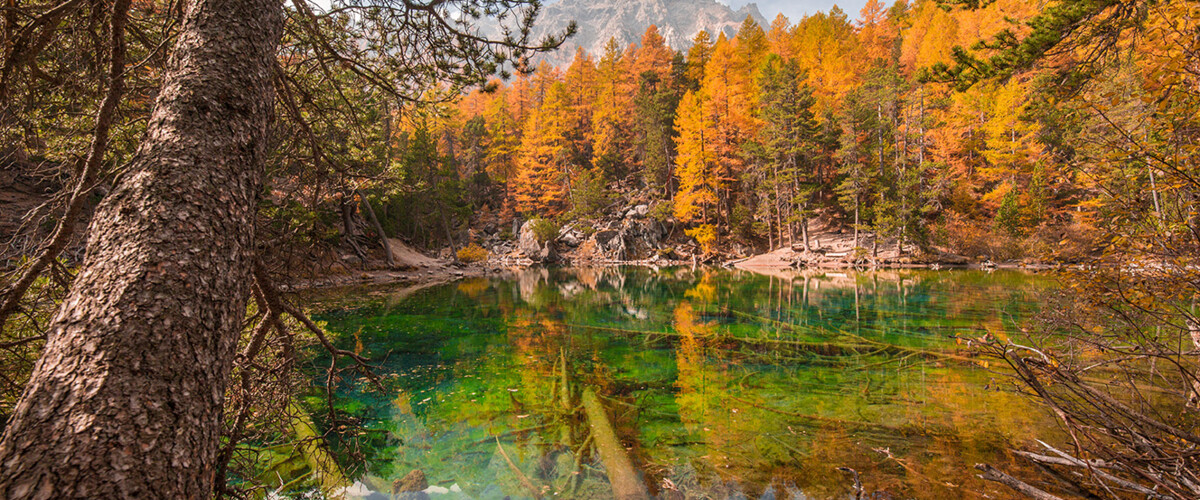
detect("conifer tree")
(757, 55), (820, 249)
(592, 37), (634, 178)
(484, 86), (522, 202)
(632, 48), (685, 197)
(685, 30), (714, 89)
(701, 33), (757, 225)
(515, 80), (571, 214)
(766, 14), (794, 59)
(673, 89), (719, 223)
(564, 47), (598, 166)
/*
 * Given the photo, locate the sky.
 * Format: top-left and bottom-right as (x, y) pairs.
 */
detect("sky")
(719, 0), (870, 22)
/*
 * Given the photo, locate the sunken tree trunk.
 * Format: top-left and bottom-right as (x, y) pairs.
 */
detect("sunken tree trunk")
(0, 0), (283, 497)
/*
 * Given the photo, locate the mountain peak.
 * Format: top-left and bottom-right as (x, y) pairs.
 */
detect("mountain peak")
(525, 0), (771, 66)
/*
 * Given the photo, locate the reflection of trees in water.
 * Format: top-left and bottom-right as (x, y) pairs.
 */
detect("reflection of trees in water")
(311, 268), (1055, 498)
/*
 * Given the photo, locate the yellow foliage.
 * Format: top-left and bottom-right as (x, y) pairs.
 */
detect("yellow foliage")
(685, 224), (718, 254)
(673, 90), (719, 222)
(513, 70), (571, 214)
(456, 243), (489, 263)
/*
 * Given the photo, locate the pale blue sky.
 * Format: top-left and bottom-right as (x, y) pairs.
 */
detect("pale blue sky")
(720, 0), (871, 22)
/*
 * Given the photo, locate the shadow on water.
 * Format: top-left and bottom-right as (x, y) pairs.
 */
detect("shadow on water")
(304, 266), (1061, 499)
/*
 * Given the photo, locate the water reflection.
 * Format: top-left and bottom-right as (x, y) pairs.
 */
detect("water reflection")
(309, 267), (1058, 499)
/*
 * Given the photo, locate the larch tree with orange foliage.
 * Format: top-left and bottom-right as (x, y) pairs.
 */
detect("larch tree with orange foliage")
(685, 30), (714, 88)
(591, 37), (634, 178)
(514, 79), (572, 214)
(700, 33), (757, 225)
(673, 89), (719, 225)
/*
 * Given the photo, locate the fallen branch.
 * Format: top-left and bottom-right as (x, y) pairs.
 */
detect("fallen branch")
(1013, 440), (1173, 500)
(976, 463), (1064, 500)
(495, 436), (543, 498)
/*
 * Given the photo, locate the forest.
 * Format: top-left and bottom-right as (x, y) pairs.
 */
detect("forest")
(0, 0), (1197, 498)
(373, 0), (1124, 262)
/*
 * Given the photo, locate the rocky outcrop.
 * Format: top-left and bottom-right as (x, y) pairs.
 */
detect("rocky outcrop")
(578, 217), (668, 261)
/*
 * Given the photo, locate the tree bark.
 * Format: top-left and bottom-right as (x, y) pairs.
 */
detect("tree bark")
(0, 0), (283, 497)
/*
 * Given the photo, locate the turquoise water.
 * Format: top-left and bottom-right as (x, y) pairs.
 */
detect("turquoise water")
(306, 267), (1058, 499)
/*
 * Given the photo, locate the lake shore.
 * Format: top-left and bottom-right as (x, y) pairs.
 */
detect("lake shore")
(284, 247), (1062, 294)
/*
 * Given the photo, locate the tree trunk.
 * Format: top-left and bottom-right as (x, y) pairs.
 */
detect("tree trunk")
(358, 190), (395, 268)
(801, 215), (810, 252)
(853, 199), (860, 249)
(0, 0), (282, 497)
(341, 194), (367, 265)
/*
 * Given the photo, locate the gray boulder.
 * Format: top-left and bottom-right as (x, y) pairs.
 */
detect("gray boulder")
(517, 219), (541, 256)
(518, 219), (557, 263)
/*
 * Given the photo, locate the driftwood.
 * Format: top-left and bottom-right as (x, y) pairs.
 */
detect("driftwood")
(976, 463), (1064, 500)
(581, 387), (650, 500)
(1013, 440), (1174, 500)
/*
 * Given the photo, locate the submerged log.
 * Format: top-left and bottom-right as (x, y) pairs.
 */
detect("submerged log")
(286, 403), (351, 496)
(581, 387), (650, 500)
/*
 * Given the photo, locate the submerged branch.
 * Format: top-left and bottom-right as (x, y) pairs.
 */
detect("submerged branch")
(975, 463), (1064, 500)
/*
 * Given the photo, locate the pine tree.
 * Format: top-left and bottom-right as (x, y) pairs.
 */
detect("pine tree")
(836, 67), (903, 251)
(757, 54), (820, 249)
(484, 86), (522, 202)
(632, 48), (685, 197)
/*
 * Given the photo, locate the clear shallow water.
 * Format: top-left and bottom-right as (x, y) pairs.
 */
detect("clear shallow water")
(306, 267), (1059, 499)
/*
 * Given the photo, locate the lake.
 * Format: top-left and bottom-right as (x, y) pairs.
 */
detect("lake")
(305, 267), (1059, 499)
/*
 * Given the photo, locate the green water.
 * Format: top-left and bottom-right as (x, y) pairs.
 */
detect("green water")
(307, 267), (1059, 499)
